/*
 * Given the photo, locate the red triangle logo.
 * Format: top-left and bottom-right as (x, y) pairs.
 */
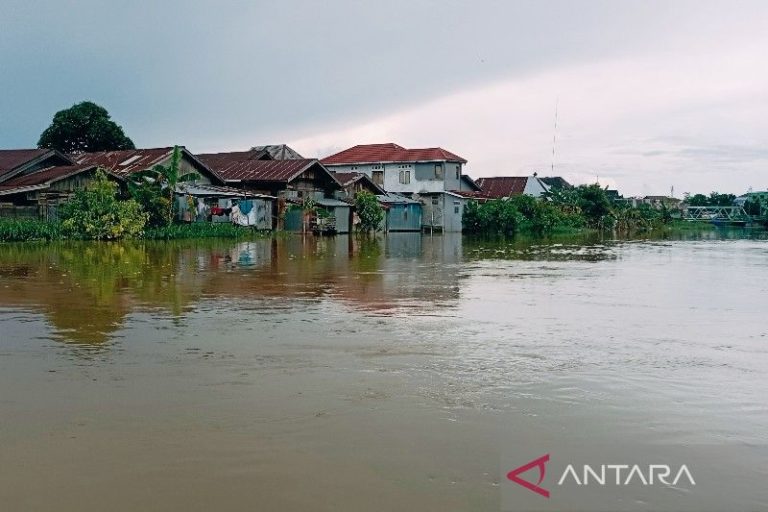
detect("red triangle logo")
(507, 453), (550, 498)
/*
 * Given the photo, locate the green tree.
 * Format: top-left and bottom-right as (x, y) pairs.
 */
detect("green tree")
(354, 191), (384, 233)
(127, 146), (199, 227)
(38, 101), (135, 153)
(59, 169), (148, 240)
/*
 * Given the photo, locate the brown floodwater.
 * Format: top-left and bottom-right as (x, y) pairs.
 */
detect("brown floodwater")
(0, 231), (767, 511)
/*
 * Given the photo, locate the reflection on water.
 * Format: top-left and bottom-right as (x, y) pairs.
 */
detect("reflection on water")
(1, 229), (767, 511)
(0, 234), (472, 345)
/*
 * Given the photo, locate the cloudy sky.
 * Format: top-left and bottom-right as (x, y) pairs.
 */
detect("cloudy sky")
(1, 0), (766, 196)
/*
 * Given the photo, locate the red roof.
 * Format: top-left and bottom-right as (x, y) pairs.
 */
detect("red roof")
(0, 149), (50, 172)
(475, 177), (529, 198)
(321, 143), (467, 165)
(74, 148), (175, 178)
(0, 164), (99, 195)
(448, 190), (492, 200)
(198, 153), (334, 184)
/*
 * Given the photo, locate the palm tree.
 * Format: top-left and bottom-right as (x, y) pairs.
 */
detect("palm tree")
(127, 146), (200, 226)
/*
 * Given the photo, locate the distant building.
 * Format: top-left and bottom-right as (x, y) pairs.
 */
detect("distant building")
(539, 176), (572, 190)
(250, 144), (304, 160)
(475, 175), (550, 199)
(642, 195), (682, 209)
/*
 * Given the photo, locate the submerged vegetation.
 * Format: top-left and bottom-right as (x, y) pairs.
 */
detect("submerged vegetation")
(463, 184), (673, 236)
(354, 191), (385, 233)
(0, 218), (63, 242)
(143, 222), (270, 240)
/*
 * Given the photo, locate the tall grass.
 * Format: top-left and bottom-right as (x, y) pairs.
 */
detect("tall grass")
(142, 222), (271, 240)
(0, 218), (63, 241)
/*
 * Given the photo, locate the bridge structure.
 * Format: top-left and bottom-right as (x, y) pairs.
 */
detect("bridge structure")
(682, 206), (751, 223)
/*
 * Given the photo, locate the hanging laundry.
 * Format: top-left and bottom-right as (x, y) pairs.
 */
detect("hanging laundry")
(239, 200), (254, 215)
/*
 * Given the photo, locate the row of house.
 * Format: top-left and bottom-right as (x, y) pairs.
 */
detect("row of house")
(0, 143), (568, 232)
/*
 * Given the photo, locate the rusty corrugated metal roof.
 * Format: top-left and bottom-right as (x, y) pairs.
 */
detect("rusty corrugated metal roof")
(198, 153), (335, 184)
(475, 177), (529, 198)
(0, 149), (50, 172)
(322, 143), (467, 165)
(74, 148), (175, 178)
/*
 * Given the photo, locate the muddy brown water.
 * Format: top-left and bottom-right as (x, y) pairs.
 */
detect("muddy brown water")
(1, 231), (766, 511)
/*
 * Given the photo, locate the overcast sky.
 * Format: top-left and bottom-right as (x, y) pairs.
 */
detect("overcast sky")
(1, 0), (766, 195)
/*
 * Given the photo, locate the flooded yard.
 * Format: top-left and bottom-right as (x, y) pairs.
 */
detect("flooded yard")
(1, 232), (767, 511)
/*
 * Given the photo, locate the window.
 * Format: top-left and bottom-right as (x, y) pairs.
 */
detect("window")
(372, 170), (384, 185)
(455, 165), (460, 180)
(434, 164), (443, 179)
(399, 170), (410, 184)
(454, 200), (461, 214)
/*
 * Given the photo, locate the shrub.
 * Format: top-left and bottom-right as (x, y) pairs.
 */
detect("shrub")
(355, 191), (384, 233)
(59, 169), (148, 240)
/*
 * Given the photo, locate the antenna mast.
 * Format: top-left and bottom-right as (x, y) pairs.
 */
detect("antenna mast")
(551, 98), (559, 175)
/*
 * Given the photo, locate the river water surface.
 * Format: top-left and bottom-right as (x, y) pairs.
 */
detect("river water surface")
(1, 232), (767, 511)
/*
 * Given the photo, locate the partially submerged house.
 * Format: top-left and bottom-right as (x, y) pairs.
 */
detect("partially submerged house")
(198, 151), (343, 232)
(0, 147), (259, 223)
(475, 175), (550, 199)
(322, 143), (469, 194)
(322, 143), (478, 232)
(377, 193), (422, 232)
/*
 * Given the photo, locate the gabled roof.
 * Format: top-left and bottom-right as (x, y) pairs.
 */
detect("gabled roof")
(475, 177), (529, 198)
(0, 148), (75, 182)
(250, 144), (304, 160)
(460, 174), (482, 191)
(540, 176), (572, 189)
(74, 147), (218, 182)
(198, 153), (340, 185)
(0, 149), (49, 172)
(0, 164), (100, 196)
(448, 190), (492, 200)
(74, 148), (174, 178)
(333, 171), (386, 194)
(322, 143), (467, 165)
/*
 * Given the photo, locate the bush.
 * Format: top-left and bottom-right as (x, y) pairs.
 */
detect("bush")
(59, 169), (148, 240)
(355, 191), (384, 233)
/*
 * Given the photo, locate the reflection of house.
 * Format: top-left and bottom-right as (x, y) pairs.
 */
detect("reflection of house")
(475, 175), (550, 199)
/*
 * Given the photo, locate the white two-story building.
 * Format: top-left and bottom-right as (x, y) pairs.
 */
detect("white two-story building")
(321, 143), (481, 231)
